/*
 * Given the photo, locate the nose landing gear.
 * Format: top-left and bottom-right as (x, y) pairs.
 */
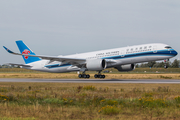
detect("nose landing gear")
(164, 59), (169, 69)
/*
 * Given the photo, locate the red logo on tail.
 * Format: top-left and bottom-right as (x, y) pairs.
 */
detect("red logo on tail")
(22, 49), (30, 59)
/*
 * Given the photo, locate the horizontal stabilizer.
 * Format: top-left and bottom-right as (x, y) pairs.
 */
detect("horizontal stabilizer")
(5, 63), (32, 67)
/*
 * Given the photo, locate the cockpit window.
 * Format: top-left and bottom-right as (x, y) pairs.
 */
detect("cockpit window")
(165, 46), (172, 49)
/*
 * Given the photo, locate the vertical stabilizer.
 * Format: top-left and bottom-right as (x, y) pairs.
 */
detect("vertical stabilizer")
(16, 40), (41, 64)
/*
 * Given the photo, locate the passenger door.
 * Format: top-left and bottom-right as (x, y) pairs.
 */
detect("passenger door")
(153, 46), (157, 53)
(121, 50), (126, 57)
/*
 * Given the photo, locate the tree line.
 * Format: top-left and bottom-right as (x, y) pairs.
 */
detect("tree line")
(136, 59), (180, 68)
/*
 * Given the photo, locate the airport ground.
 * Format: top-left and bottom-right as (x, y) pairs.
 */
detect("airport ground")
(0, 68), (180, 120)
(0, 68), (180, 79)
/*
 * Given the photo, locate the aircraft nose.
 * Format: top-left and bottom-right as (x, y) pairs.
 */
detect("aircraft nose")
(172, 49), (178, 56)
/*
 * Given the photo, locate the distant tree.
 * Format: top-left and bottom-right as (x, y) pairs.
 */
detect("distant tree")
(139, 63), (148, 68)
(153, 62), (164, 68)
(165, 61), (171, 68)
(171, 59), (180, 68)
(1, 64), (12, 68)
(158, 62), (165, 68)
(135, 64), (139, 68)
(153, 62), (159, 68)
(147, 61), (156, 68)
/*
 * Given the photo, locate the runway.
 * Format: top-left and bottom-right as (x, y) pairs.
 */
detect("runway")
(0, 78), (180, 83)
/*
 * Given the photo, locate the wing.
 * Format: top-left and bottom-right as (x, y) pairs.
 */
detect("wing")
(3, 46), (86, 65)
(3, 46), (117, 69)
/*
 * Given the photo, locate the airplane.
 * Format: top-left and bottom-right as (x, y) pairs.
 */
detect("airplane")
(3, 40), (178, 78)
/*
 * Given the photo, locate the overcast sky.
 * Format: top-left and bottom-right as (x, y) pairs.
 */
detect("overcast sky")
(0, 0), (180, 65)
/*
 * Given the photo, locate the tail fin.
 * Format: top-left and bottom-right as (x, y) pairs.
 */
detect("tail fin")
(16, 40), (41, 64)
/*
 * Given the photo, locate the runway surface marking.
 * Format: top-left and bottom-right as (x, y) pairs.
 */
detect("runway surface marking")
(0, 78), (180, 83)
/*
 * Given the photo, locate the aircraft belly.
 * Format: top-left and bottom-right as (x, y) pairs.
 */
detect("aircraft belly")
(113, 54), (172, 65)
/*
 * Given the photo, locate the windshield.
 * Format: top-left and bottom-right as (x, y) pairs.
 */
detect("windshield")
(165, 46), (172, 49)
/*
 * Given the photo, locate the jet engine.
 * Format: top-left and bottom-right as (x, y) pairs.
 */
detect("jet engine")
(86, 59), (107, 71)
(115, 64), (135, 72)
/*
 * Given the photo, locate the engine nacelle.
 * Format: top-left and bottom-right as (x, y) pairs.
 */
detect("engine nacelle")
(115, 64), (135, 72)
(86, 59), (107, 71)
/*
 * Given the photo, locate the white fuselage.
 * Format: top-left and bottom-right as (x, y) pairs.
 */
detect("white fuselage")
(23, 43), (178, 73)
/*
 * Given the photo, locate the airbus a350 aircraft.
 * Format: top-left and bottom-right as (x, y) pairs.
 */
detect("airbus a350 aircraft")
(3, 40), (178, 78)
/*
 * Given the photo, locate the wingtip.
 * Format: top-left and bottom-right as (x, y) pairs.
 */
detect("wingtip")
(3, 46), (7, 49)
(3, 46), (8, 51)
(3, 46), (14, 54)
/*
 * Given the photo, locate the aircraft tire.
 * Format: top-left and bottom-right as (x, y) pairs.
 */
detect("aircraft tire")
(83, 74), (87, 78)
(164, 65), (168, 69)
(78, 74), (82, 78)
(102, 75), (105, 78)
(94, 74), (98, 78)
(99, 75), (102, 78)
(87, 74), (90, 78)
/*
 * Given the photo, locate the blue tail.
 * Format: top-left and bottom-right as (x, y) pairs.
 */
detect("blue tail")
(16, 40), (41, 64)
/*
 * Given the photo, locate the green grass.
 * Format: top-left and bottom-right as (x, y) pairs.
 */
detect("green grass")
(0, 117), (35, 120)
(0, 83), (180, 119)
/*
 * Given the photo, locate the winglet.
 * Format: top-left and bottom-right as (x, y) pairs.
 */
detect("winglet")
(3, 46), (15, 54)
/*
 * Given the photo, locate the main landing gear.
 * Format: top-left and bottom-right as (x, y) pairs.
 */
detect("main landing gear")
(78, 74), (90, 78)
(94, 74), (105, 78)
(94, 71), (105, 79)
(78, 71), (106, 79)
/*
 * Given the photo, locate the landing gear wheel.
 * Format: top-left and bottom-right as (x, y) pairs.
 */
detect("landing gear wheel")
(87, 74), (90, 78)
(94, 74), (98, 78)
(102, 75), (105, 78)
(78, 74), (82, 78)
(83, 74), (87, 78)
(164, 65), (168, 69)
(94, 74), (105, 79)
(99, 75), (103, 78)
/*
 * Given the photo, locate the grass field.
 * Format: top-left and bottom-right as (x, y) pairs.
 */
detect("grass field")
(0, 68), (180, 79)
(0, 73), (180, 79)
(0, 82), (180, 120)
(1, 68), (180, 73)
(0, 68), (180, 119)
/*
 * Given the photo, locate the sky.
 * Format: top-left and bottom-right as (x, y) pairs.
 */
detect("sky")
(0, 0), (180, 65)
